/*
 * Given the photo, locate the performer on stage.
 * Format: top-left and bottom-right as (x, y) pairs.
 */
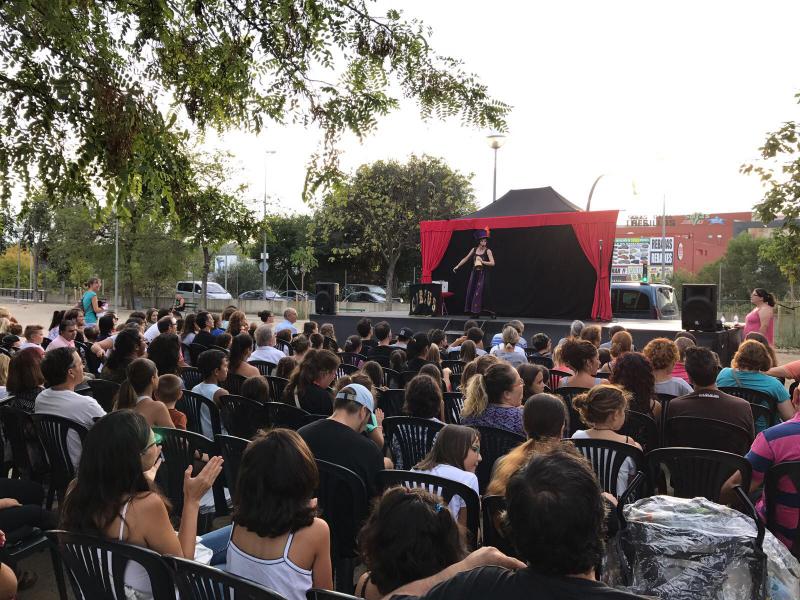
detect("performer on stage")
(453, 227), (495, 317)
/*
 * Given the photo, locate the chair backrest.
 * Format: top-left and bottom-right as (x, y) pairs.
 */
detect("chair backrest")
(315, 459), (369, 561)
(180, 366), (204, 390)
(220, 394), (269, 439)
(86, 378), (120, 412)
(764, 461), (800, 558)
(76, 340), (103, 376)
(375, 389), (405, 418)
(646, 447), (752, 503)
(249, 360), (277, 377)
(548, 368), (571, 390)
(376, 470), (480, 547)
(275, 339), (293, 356)
(554, 386), (590, 436)
(441, 360), (466, 374)
(382, 368), (401, 388)
(47, 530), (176, 600)
(336, 364), (359, 380)
(189, 342), (209, 365)
(400, 371), (419, 387)
(617, 410), (660, 454)
(153, 426), (225, 516)
(664, 416), (753, 455)
(171, 554), (287, 599)
(177, 389), (222, 437)
(382, 417), (445, 469)
(473, 426), (525, 494)
(0, 405), (47, 479)
(719, 386), (780, 429)
(221, 372), (247, 395)
(481, 495), (520, 559)
(181, 343), (192, 366)
(32, 414), (87, 489)
(526, 353), (554, 369)
(339, 352), (367, 367)
(570, 438), (645, 498)
(215, 434), (250, 497)
(265, 402), (315, 430)
(266, 376), (290, 402)
(443, 392), (464, 425)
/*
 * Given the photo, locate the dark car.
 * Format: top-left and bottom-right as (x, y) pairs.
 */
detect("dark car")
(611, 282), (678, 320)
(238, 289), (283, 300)
(342, 292), (386, 303)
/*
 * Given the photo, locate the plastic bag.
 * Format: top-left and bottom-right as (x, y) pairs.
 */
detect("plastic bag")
(603, 495), (800, 600)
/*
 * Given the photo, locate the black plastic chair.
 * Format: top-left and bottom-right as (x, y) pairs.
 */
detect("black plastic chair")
(481, 494), (521, 559)
(266, 402), (322, 430)
(265, 376), (288, 402)
(376, 470), (480, 547)
(443, 392), (464, 424)
(249, 360), (277, 377)
(47, 530), (176, 600)
(307, 589), (360, 600)
(177, 389), (222, 438)
(382, 368), (401, 389)
(339, 352), (367, 367)
(221, 372), (247, 395)
(86, 378), (120, 412)
(400, 370), (419, 387)
(375, 389), (405, 418)
(215, 434), (250, 497)
(181, 343), (193, 366)
(171, 554), (287, 599)
(382, 416), (444, 469)
(180, 365), (205, 390)
(473, 426), (525, 494)
(646, 447), (752, 504)
(220, 394), (269, 439)
(664, 416), (753, 455)
(32, 414), (88, 509)
(0, 404), (48, 480)
(526, 353), (554, 369)
(1, 527), (66, 598)
(275, 339), (293, 356)
(719, 386), (780, 429)
(617, 410), (660, 454)
(554, 386), (590, 436)
(441, 360), (466, 375)
(153, 426), (228, 530)
(3, 387), (40, 412)
(335, 364), (359, 380)
(570, 438), (645, 499)
(76, 340), (103, 376)
(548, 368), (571, 390)
(764, 461), (800, 558)
(315, 459), (369, 594)
(189, 342), (209, 365)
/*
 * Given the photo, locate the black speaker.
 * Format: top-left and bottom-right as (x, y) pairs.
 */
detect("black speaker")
(315, 282), (339, 315)
(681, 284), (718, 331)
(409, 283), (442, 316)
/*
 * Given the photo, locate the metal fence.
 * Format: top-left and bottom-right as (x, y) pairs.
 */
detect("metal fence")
(0, 288), (46, 302)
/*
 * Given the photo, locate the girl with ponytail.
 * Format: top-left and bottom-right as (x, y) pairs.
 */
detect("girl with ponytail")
(461, 362), (525, 436)
(743, 288), (776, 346)
(114, 358), (173, 427)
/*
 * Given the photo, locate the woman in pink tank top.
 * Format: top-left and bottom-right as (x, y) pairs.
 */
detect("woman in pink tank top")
(742, 288), (776, 345)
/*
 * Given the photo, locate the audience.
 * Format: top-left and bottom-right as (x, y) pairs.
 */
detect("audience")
(192, 349), (230, 438)
(248, 325), (285, 365)
(461, 362), (524, 436)
(610, 352), (659, 418)
(599, 325), (626, 350)
(193, 311), (216, 347)
(745, 331), (778, 368)
(45, 319), (78, 352)
(275, 356), (298, 380)
(672, 336), (695, 383)
(489, 320), (526, 350)
(291, 334), (311, 363)
(579, 324), (602, 348)
(366, 321), (393, 361)
(6, 347), (45, 411)
(226, 311), (249, 336)
(275, 308), (299, 335)
(490, 326), (526, 367)
(146, 332), (181, 376)
(155, 373), (187, 429)
(229, 333), (261, 378)
(404, 333), (433, 372)
(240, 375), (270, 404)
(558, 339), (603, 388)
(357, 318), (377, 352)
(99, 328), (147, 384)
(283, 349), (340, 415)
(458, 340), (477, 364)
(529, 332), (552, 359)
(114, 358), (173, 427)
(598, 330), (633, 374)
(517, 363), (548, 399)
(20, 325), (45, 355)
(642, 337), (693, 397)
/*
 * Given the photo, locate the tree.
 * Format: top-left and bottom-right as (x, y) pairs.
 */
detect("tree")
(315, 154), (476, 299)
(759, 231), (800, 300)
(710, 233), (787, 301)
(0, 2), (509, 212)
(19, 188), (52, 294)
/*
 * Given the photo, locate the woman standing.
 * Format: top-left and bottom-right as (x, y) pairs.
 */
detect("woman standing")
(81, 278), (102, 326)
(453, 229), (495, 317)
(742, 288), (776, 346)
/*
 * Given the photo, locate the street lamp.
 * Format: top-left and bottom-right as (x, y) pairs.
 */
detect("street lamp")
(262, 150), (277, 301)
(486, 134), (506, 202)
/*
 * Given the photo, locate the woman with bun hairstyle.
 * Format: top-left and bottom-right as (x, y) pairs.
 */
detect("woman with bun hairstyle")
(743, 288), (776, 346)
(571, 384), (641, 497)
(460, 361), (524, 436)
(557, 339), (603, 388)
(598, 331), (632, 374)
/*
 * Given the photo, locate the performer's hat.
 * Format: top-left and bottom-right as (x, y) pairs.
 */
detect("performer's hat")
(474, 227), (490, 241)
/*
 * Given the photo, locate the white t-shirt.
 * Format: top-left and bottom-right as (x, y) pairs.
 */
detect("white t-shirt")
(143, 323), (160, 343)
(654, 377), (693, 397)
(490, 344), (524, 356)
(412, 463), (479, 520)
(249, 346), (286, 364)
(34, 387), (106, 467)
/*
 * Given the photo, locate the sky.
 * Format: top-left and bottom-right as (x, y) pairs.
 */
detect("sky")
(205, 1), (800, 221)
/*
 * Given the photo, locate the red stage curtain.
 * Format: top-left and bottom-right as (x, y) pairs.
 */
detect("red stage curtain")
(420, 223), (454, 283)
(571, 221), (616, 321)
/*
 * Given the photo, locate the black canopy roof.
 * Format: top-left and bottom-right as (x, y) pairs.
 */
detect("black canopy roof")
(459, 187), (582, 218)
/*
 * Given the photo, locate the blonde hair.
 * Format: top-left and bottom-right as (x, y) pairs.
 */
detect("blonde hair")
(461, 362), (517, 418)
(0, 354), (9, 386)
(428, 343), (442, 365)
(486, 437), (562, 496)
(0, 318), (10, 335)
(501, 326), (520, 352)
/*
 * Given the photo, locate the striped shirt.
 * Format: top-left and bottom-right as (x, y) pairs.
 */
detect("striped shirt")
(746, 412), (800, 549)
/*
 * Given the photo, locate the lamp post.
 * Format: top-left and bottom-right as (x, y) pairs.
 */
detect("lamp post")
(262, 150), (277, 301)
(486, 134), (506, 202)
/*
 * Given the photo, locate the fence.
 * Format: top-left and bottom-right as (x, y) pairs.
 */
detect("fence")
(720, 300), (800, 349)
(0, 288), (46, 302)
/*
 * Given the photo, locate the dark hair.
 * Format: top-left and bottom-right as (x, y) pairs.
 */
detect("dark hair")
(147, 332), (181, 376)
(598, 348), (611, 365)
(427, 328), (446, 348)
(683, 346), (719, 387)
(59, 319), (77, 334)
(459, 340), (477, 363)
(609, 353), (655, 414)
(276, 328), (292, 343)
(418, 363), (443, 388)
(98, 314), (116, 338)
(358, 486), (466, 594)
(283, 349), (340, 402)
(505, 448), (606, 575)
(404, 374), (443, 419)
(462, 362), (518, 418)
(241, 375), (270, 404)
(61, 411), (159, 534)
(607, 325), (626, 340)
(229, 333), (254, 372)
(196, 311), (211, 330)
(523, 393), (566, 440)
(463, 320), (477, 332)
(233, 429), (318, 536)
(356, 318), (372, 338)
(145, 308), (158, 323)
(155, 315), (173, 334)
(466, 327), (483, 344)
(517, 363), (549, 399)
(221, 306), (238, 322)
(105, 329), (144, 372)
(406, 332), (430, 362)
(303, 321), (318, 337)
(753, 288), (776, 307)
(257, 310), (272, 322)
(197, 349), (227, 378)
(7, 347), (44, 393)
(291, 334), (310, 355)
(361, 361), (384, 389)
(275, 356), (297, 379)
(560, 339), (598, 373)
(309, 333), (324, 349)
(180, 313), (197, 340)
(674, 330), (697, 343)
(115, 358), (158, 410)
(48, 310), (66, 331)
(374, 321), (391, 342)
(415, 424), (477, 471)
(344, 335), (362, 354)
(389, 349), (406, 372)
(531, 332), (550, 352)
(129, 311), (147, 321)
(41, 347), (79, 386)
(213, 332), (232, 350)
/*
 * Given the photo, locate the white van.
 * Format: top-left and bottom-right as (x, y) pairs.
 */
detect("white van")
(176, 281), (233, 302)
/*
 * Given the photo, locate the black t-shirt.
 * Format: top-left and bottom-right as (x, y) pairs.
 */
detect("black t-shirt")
(193, 330), (216, 348)
(361, 338), (378, 351)
(368, 345), (394, 359)
(390, 566), (649, 600)
(296, 384), (334, 416)
(298, 418), (384, 496)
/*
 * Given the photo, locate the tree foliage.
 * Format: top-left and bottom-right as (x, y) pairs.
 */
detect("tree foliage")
(315, 154), (476, 298)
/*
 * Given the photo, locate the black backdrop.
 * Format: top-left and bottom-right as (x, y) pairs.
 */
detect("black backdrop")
(430, 225), (597, 318)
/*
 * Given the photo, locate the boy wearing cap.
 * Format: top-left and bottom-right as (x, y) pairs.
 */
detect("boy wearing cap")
(298, 383), (390, 496)
(392, 327), (414, 350)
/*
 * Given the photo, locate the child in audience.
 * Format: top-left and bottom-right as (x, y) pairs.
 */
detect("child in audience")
(240, 375), (270, 404)
(192, 349), (230, 438)
(389, 349), (406, 373)
(156, 373), (187, 429)
(356, 486), (467, 600)
(275, 356), (297, 380)
(227, 429), (332, 600)
(114, 358), (174, 428)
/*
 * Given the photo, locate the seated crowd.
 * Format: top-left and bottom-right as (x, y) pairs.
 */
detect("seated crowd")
(0, 299), (798, 600)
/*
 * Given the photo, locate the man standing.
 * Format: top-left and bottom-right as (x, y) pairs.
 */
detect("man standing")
(274, 308), (298, 335)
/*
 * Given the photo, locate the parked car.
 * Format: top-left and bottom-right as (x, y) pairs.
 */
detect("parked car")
(281, 289), (315, 301)
(176, 280), (233, 301)
(342, 284), (387, 298)
(342, 291), (386, 303)
(611, 282), (678, 319)
(238, 289), (283, 300)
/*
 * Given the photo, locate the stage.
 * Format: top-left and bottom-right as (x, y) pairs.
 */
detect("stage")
(311, 310), (742, 366)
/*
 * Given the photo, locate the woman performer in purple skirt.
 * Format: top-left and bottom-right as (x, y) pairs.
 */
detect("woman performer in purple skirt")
(453, 228), (495, 317)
